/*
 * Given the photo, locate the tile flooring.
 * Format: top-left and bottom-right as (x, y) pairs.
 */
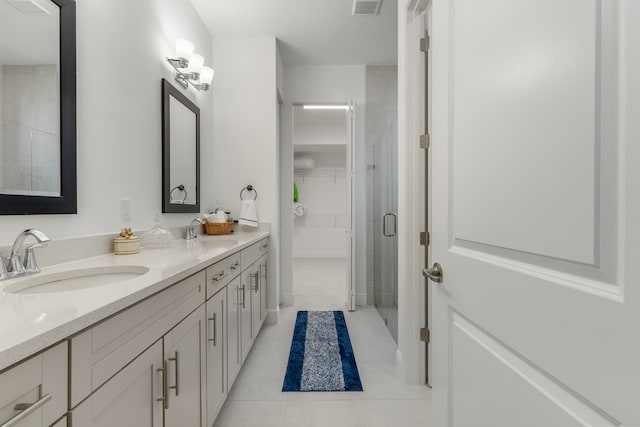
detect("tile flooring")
(214, 258), (432, 427)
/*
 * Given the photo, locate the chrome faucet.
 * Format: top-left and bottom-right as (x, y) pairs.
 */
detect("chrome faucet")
(184, 218), (204, 240)
(3, 229), (50, 279)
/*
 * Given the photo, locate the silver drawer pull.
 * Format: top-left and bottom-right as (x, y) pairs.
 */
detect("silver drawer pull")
(157, 361), (168, 409)
(2, 393), (52, 427)
(250, 272), (259, 292)
(230, 261), (240, 270)
(168, 351), (180, 396)
(240, 285), (246, 308)
(212, 271), (228, 282)
(208, 313), (217, 346)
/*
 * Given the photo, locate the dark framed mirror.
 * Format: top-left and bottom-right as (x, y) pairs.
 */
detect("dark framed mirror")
(162, 79), (200, 213)
(0, 0), (76, 214)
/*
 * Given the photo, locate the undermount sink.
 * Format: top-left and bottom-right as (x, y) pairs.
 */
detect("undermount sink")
(4, 265), (150, 294)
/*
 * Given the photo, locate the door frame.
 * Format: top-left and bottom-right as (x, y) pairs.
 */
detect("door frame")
(287, 102), (357, 311)
(397, 0), (431, 384)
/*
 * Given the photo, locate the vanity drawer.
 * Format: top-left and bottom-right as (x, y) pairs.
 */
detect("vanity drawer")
(70, 270), (205, 407)
(206, 253), (241, 299)
(241, 238), (268, 270)
(0, 341), (67, 427)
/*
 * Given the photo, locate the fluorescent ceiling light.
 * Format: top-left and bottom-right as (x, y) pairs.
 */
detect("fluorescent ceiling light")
(303, 105), (349, 110)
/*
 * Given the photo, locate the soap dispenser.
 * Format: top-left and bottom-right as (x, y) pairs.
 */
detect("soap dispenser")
(142, 214), (173, 248)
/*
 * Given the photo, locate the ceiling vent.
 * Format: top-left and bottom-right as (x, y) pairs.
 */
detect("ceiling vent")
(351, 0), (382, 15)
(4, 0), (52, 15)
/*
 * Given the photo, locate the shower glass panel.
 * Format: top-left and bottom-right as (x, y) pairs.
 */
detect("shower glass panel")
(373, 121), (398, 342)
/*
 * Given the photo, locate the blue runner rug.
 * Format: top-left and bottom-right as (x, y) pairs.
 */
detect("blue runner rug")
(282, 310), (363, 392)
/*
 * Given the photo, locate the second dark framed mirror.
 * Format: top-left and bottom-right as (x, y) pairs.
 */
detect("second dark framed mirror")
(162, 79), (200, 213)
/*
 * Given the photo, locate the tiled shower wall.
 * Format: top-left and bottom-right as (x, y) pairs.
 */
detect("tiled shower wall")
(365, 66), (398, 304)
(1, 64), (59, 194)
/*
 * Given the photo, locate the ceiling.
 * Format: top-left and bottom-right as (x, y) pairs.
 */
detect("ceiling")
(189, 0), (398, 65)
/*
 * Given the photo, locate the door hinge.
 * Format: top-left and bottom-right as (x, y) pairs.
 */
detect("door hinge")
(420, 327), (430, 343)
(420, 134), (430, 149)
(420, 35), (430, 52)
(420, 231), (430, 246)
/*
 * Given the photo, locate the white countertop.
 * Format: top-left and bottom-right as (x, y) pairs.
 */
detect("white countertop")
(0, 230), (269, 372)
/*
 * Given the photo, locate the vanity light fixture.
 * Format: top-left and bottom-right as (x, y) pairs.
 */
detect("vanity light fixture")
(167, 39), (214, 91)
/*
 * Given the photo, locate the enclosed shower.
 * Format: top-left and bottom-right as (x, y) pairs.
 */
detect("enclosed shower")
(366, 65), (398, 342)
(371, 121), (398, 342)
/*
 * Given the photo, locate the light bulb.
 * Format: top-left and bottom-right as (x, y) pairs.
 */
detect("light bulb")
(186, 53), (204, 76)
(175, 39), (194, 63)
(199, 67), (214, 85)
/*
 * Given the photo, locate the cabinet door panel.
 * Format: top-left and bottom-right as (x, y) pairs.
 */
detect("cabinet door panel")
(164, 306), (205, 427)
(260, 255), (268, 326)
(71, 340), (163, 427)
(251, 262), (262, 338)
(206, 289), (227, 426)
(240, 268), (253, 364)
(226, 277), (242, 390)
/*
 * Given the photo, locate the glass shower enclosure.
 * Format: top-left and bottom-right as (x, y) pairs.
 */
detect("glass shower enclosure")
(373, 121), (398, 342)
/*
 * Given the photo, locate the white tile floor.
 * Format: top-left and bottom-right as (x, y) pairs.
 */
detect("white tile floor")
(214, 258), (432, 427)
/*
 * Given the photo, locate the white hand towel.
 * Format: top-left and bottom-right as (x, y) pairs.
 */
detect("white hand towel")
(238, 200), (259, 227)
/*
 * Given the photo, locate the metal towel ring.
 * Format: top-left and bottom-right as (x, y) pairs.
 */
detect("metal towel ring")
(240, 185), (257, 201)
(170, 185), (187, 203)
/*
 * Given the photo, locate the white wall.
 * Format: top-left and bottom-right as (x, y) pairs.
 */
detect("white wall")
(280, 65), (367, 306)
(211, 36), (280, 321)
(0, 0), (214, 245)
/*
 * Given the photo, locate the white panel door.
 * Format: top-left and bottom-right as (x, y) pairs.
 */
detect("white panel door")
(430, 0), (640, 425)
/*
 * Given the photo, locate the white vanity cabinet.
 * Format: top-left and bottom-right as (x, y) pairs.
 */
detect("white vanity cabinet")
(71, 340), (164, 427)
(3, 233), (271, 427)
(205, 287), (227, 426)
(71, 304), (206, 427)
(69, 271), (206, 426)
(0, 342), (67, 427)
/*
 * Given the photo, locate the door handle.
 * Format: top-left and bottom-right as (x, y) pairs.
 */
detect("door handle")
(422, 263), (443, 283)
(383, 212), (397, 237)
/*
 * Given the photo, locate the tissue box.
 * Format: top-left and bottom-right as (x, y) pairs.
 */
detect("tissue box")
(114, 236), (140, 254)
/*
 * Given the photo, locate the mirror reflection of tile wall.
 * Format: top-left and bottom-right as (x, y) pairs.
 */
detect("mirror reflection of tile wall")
(1, 64), (60, 195)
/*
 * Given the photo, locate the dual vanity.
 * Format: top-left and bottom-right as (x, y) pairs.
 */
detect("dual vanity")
(0, 229), (270, 427)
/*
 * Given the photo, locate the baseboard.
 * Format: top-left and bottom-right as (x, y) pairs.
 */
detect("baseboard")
(282, 293), (294, 306)
(266, 307), (280, 324)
